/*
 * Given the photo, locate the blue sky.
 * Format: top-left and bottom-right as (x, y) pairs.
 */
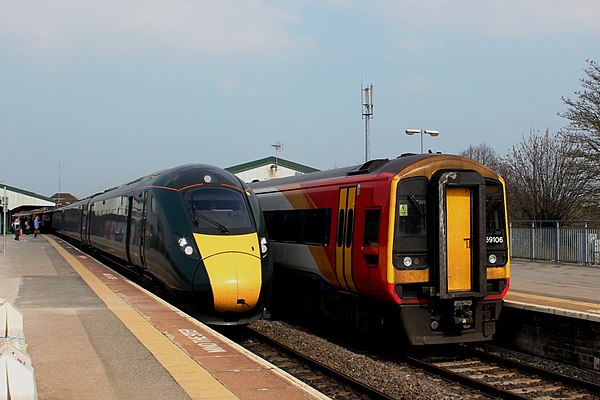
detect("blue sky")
(1, 1), (598, 198)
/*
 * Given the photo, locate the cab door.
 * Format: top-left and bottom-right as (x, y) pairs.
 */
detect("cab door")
(335, 186), (358, 292)
(437, 171), (487, 298)
(446, 187), (473, 292)
(128, 191), (147, 268)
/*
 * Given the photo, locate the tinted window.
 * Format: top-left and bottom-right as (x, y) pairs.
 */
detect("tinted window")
(264, 209), (331, 246)
(485, 181), (507, 249)
(394, 178), (428, 252)
(183, 187), (254, 234)
(363, 208), (381, 247)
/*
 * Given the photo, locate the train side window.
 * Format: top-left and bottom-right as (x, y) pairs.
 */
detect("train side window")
(264, 209), (330, 245)
(363, 208), (381, 247)
(303, 209), (331, 245)
(263, 211), (282, 241)
(280, 211), (301, 242)
(150, 195), (157, 214)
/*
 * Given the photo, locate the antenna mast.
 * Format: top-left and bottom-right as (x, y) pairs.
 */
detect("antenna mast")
(361, 83), (374, 162)
(271, 142), (283, 170)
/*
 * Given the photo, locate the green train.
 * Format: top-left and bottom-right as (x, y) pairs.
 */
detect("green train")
(52, 164), (272, 325)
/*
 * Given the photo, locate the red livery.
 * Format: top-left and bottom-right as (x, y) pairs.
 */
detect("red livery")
(251, 154), (510, 345)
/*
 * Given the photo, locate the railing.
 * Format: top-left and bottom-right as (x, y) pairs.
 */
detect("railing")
(510, 221), (600, 265)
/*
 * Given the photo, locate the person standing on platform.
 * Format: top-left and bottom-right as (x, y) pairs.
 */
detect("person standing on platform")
(11, 217), (20, 241)
(33, 215), (40, 238)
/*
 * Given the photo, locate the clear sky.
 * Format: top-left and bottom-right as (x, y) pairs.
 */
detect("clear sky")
(1, 1), (598, 198)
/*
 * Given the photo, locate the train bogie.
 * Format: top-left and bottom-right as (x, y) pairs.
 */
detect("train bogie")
(251, 154), (510, 345)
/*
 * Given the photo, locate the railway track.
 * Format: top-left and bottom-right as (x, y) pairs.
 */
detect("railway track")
(238, 326), (397, 400)
(407, 345), (600, 399)
(234, 320), (600, 399)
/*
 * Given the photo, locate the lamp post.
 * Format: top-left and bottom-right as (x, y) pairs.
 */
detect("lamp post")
(405, 129), (440, 154)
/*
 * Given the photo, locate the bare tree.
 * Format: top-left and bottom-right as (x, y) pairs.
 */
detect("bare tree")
(459, 143), (505, 173)
(503, 128), (595, 222)
(560, 59), (600, 134)
(560, 60), (600, 165)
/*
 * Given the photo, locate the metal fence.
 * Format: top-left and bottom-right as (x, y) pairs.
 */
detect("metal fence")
(510, 221), (600, 265)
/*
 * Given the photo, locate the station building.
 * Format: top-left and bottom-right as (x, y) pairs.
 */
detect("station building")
(0, 184), (55, 232)
(226, 156), (319, 183)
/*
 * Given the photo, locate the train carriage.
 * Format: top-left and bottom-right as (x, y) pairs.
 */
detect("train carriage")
(251, 154), (509, 345)
(53, 164), (272, 325)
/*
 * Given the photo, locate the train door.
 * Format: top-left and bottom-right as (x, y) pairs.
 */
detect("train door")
(81, 203), (89, 245)
(438, 171), (487, 298)
(336, 186), (358, 292)
(446, 187), (473, 292)
(128, 191), (147, 268)
(85, 204), (93, 245)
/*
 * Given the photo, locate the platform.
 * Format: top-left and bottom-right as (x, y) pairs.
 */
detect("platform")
(506, 259), (600, 322)
(0, 234), (329, 400)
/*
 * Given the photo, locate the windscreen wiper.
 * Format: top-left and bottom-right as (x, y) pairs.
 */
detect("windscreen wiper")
(192, 211), (230, 233)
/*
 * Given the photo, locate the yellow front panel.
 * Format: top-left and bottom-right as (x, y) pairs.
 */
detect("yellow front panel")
(446, 187), (472, 292)
(194, 233), (262, 312)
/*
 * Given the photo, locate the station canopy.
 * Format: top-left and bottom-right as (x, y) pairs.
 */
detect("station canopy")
(0, 184), (55, 212)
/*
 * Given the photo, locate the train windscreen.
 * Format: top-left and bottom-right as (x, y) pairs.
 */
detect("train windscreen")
(485, 181), (508, 266)
(183, 187), (254, 235)
(393, 178), (429, 269)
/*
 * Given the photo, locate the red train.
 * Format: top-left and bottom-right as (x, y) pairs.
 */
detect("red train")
(250, 154), (510, 345)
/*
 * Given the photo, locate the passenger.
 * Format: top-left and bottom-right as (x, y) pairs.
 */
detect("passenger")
(33, 215), (40, 238)
(11, 217), (20, 242)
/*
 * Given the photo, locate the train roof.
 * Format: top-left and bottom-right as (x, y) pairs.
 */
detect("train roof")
(56, 164), (245, 209)
(250, 153), (499, 190)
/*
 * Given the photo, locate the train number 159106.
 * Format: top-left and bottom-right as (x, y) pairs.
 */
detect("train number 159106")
(486, 236), (504, 244)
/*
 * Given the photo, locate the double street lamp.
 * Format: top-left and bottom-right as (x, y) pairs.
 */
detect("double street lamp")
(405, 129), (440, 154)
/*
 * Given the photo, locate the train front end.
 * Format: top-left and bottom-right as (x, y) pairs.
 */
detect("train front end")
(177, 170), (272, 325)
(390, 156), (510, 344)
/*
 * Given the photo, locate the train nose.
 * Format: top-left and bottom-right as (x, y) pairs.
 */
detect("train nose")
(193, 233), (262, 313)
(202, 252), (262, 312)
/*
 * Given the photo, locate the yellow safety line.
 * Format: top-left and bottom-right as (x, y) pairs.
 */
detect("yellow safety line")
(507, 290), (600, 309)
(45, 236), (238, 400)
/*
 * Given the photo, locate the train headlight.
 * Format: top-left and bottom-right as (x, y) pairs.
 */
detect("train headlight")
(178, 237), (195, 256)
(260, 237), (268, 257)
(488, 254), (497, 265)
(403, 257), (413, 267)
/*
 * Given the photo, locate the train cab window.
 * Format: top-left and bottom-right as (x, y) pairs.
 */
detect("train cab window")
(363, 208), (380, 247)
(393, 178), (429, 269)
(485, 181), (508, 266)
(183, 187), (254, 235)
(485, 182), (505, 238)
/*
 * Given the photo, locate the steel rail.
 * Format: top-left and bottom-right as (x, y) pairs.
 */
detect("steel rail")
(248, 328), (397, 400)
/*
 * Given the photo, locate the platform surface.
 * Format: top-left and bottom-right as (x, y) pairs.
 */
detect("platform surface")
(0, 234), (329, 400)
(506, 259), (600, 321)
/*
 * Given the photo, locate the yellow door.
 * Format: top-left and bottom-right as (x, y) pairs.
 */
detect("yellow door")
(446, 187), (472, 292)
(336, 187), (357, 292)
